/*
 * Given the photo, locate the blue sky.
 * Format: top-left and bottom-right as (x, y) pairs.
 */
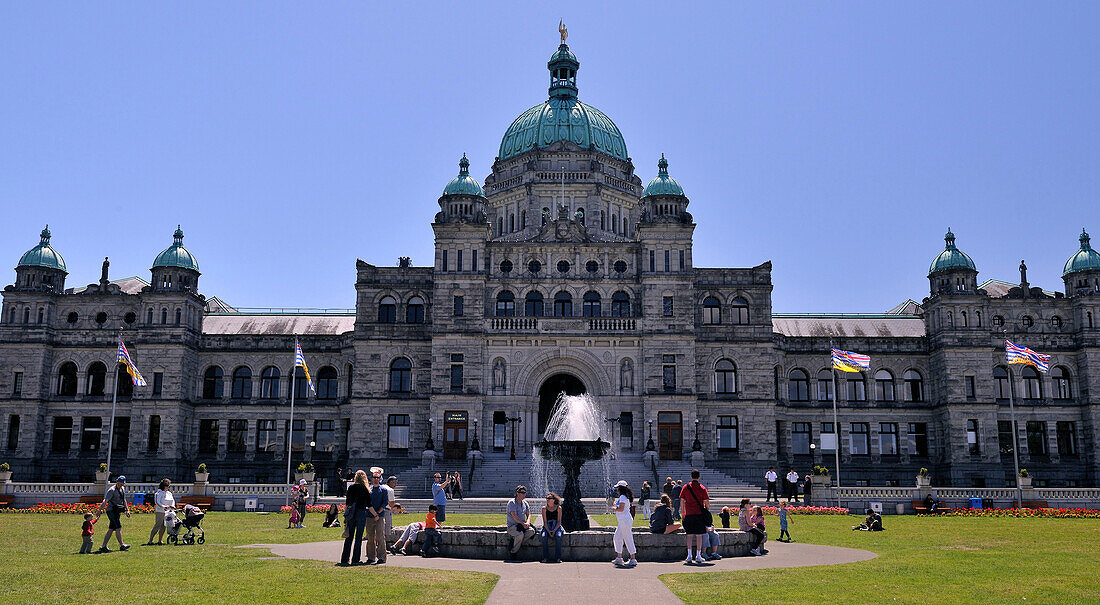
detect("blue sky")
(2, 2), (1097, 312)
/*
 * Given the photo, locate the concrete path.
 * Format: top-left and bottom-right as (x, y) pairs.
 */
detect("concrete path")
(245, 540), (876, 604)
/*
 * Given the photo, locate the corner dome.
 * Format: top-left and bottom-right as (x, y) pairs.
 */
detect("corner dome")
(497, 39), (628, 162)
(929, 229), (976, 274)
(442, 154), (484, 197)
(642, 154), (684, 197)
(152, 226), (200, 272)
(18, 225), (67, 272)
(1063, 228), (1100, 276)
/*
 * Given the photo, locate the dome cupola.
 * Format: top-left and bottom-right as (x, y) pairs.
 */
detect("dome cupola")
(13, 225), (67, 291)
(928, 229), (978, 295)
(640, 154), (691, 224)
(642, 154), (685, 198)
(929, 229), (977, 274)
(442, 153), (484, 197)
(436, 154), (487, 224)
(151, 226), (200, 293)
(152, 226), (200, 272)
(1062, 228), (1100, 296)
(18, 225), (67, 272)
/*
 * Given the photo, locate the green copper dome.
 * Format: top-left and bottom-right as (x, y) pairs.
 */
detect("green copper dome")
(1063, 228), (1100, 276)
(642, 154), (684, 197)
(497, 42), (628, 162)
(442, 154), (484, 197)
(929, 229), (977, 274)
(152, 226), (200, 272)
(17, 225), (67, 272)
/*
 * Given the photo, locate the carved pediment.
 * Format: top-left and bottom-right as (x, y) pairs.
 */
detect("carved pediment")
(532, 218), (592, 243)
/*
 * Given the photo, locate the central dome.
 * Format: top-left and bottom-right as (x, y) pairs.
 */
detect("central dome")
(497, 41), (628, 162)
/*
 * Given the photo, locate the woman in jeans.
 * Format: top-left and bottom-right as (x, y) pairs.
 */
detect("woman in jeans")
(540, 492), (564, 563)
(639, 481), (652, 519)
(147, 478), (175, 545)
(338, 470), (369, 566)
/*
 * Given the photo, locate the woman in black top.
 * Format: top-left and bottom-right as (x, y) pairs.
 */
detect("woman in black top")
(323, 503), (340, 528)
(339, 470), (370, 566)
(639, 481), (652, 519)
(541, 492), (564, 563)
(649, 494), (682, 534)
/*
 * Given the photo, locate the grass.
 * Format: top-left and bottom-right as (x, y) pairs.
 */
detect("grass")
(0, 512), (497, 605)
(661, 515), (1100, 605)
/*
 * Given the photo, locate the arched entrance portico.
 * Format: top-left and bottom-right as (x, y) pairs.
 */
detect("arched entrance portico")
(538, 373), (585, 434)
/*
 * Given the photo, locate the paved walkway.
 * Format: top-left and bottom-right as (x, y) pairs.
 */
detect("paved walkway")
(245, 540), (876, 604)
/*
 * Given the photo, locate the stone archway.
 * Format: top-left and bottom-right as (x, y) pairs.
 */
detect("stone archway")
(537, 373), (586, 434)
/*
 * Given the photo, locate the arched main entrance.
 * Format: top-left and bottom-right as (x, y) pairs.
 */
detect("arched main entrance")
(538, 373), (586, 434)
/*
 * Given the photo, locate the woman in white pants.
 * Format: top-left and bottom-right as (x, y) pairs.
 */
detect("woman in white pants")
(611, 480), (637, 567)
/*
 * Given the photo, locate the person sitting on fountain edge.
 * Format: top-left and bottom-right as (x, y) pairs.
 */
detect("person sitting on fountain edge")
(541, 492), (564, 563)
(649, 494), (681, 535)
(506, 485), (536, 561)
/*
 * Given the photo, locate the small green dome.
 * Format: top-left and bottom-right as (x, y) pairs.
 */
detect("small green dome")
(1063, 228), (1100, 276)
(152, 226), (200, 272)
(18, 225), (67, 272)
(929, 228), (976, 274)
(642, 154), (685, 197)
(442, 154), (484, 197)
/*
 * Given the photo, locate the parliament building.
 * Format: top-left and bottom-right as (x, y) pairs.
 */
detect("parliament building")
(2, 37), (1099, 490)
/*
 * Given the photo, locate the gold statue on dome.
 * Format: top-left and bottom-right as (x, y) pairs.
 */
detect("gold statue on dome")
(559, 20), (568, 43)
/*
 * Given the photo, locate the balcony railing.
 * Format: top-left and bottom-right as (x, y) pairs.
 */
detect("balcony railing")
(487, 316), (638, 333)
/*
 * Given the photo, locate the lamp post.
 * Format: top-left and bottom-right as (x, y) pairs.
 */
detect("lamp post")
(646, 418), (655, 452)
(507, 416), (521, 460)
(426, 417), (435, 451)
(471, 417), (480, 451)
(691, 417), (702, 451)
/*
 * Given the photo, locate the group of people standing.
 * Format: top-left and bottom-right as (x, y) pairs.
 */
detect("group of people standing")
(80, 476), (196, 554)
(764, 467), (811, 503)
(338, 468), (398, 566)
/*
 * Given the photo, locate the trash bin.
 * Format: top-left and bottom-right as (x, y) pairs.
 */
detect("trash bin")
(132, 493), (145, 505)
(968, 497), (982, 509)
(895, 503), (906, 515)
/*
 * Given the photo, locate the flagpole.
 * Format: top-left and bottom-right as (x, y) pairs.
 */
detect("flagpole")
(285, 337), (297, 507)
(1003, 334), (1024, 510)
(830, 370), (842, 491)
(104, 331), (121, 495)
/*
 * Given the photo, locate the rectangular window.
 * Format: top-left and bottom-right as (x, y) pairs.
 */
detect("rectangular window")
(387, 414), (410, 450)
(1057, 421), (1077, 456)
(907, 422), (928, 457)
(663, 296), (673, 317)
(493, 411), (506, 450)
(287, 419), (305, 452)
(471, 250), (477, 272)
(12, 372), (22, 396)
(442, 250), (448, 272)
(1026, 421), (1047, 456)
(227, 419), (247, 453)
(314, 419), (335, 453)
(112, 416), (130, 453)
(81, 417), (102, 452)
(619, 412), (633, 449)
(998, 420), (1016, 455)
(849, 422), (869, 456)
(846, 377), (866, 402)
(879, 422), (898, 455)
(662, 355), (676, 391)
(457, 250), (463, 272)
(52, 416), (73, 453)
(664, 250), (670, 272)
(450, 352), (463, 391)
(198, 419), (219, 454)
(820, 422), (836, 451)
(256, 420), (278, 453)
(966, 419), (980, 455)
(453, 295), (464, 317)
(817, 374), (833, 402)
(679, 250), (685, 271)
(7, 415), (19, 450)
(965, 376), (976, 399)
(792, 422), (811, 455)
(716, 416), (738, 451)
(147, 415), (161, 453)
(649, 250), (655, 272)
(152, 372), (163, 397)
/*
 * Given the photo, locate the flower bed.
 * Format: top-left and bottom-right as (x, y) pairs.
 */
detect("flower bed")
(0, 502), (156, 514)
(922, 507), (1100, 519)
(760, 505), (849, 515)
(280, 504), (345, 514)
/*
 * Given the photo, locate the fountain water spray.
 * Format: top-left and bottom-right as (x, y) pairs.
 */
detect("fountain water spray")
(533, 393), (612, 531)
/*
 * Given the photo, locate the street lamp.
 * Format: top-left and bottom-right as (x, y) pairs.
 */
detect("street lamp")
(426, 417), (435, 450)
(471, 418), (480, 451)
(507, 416), (521, 460)
(691, 417), (702, 452)
(646, 418), (655, 452)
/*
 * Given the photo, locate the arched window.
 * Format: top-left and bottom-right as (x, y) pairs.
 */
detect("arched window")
(86, 362), (107, 396)
(115, 363), (134, 398)
(161, 308), (168, 324)
(202, 366), (224, 399)
(260, 366), (280, 399)
(553, 291), (573, 317)
(715, 359), (736, 394)
(1052, 366), (1071, 399)
(23, 307), (29, 323)
(175, 308), (182, 325)
(57, 362), (78, 396)
(788, 369), (809, 402)
(903, 369), (924, 402)
(291, 366), (309, 400)
(582, 291), (601, 317)
(1051, 316), (1063, 329)
(611, 291), (631, 317)
(992, 315), (1004, 327)
(231, 366), (252, 399)
(731, 297), (749, 324)
(495, 291), (515, 317)
(993, 366), (1010, 399)
(524, 291), (544, 317)
(147, 308), (153, 324)
(389, 358), (412, 393)
(702, 296), (721, 325)
(317, 366), (339, 400)
(817, 369), (833, 401)
(406, 296), (425, 323)
(1022, 366), (1042, 399)
(378, 296), (396, 323)
(1022, 315), (1033, 328)
(874, 369), (895, 402)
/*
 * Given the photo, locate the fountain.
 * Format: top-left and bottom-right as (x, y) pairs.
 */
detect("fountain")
(533, 393), (611, 531)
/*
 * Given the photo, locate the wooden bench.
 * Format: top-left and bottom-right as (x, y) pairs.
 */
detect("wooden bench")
(180, 496), (215, 510)
(912, 499), (937, 514)
(1023, 500), (1049, 509)
(80, 495), (104, 505)
(0, 495), (13, 509)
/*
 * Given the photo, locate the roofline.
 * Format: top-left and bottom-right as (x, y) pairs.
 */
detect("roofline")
(205, 308), (354, 316)
(772, 313), (923, 319)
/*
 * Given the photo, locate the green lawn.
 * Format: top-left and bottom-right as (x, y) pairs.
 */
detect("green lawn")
(0, 512), (498, 605)
(661, 515), (1100, 605)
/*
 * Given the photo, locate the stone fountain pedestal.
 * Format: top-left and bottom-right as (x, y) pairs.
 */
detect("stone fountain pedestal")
(535, 439), (611, 532)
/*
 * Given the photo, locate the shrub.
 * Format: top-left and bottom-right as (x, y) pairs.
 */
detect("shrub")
(0, 462), (10, 472)
(97, 463), (108, 473)
(297, 462), (315, 473)
(196, 463), (208, 473)
(1018, 469), (1029, 477)
(918, 467), (929, 477)
(812, 465), (830, 476)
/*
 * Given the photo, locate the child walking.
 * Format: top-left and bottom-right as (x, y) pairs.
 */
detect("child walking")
(80, 512), (99, 554)
(611, 480), (638, 568)
(778, 499), (793, 542)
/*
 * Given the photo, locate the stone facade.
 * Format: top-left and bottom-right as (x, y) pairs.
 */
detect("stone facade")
(2, 38), (1098, 489)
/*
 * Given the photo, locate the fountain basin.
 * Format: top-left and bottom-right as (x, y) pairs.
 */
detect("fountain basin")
(534, 438), (611, 462)
(390, 526), (755, 562)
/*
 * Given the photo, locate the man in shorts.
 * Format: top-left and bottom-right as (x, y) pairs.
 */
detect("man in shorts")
(97, 476), (131, 553)
(678, 469), (710, 565)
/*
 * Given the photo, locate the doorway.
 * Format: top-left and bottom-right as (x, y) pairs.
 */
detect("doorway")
(443, 411), (468, 460)
(658, 411), (683, 460)
(538, 373), (586, 434)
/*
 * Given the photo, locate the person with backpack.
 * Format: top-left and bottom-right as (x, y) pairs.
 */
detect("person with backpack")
(678, 469), (711, 565)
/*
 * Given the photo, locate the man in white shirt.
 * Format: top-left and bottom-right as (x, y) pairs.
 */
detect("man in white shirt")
(786, 469), (800, 503)
(764, 468), (778, 502)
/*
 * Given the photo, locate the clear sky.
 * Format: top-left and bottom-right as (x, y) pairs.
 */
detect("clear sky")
(2, 2), (1097, 312)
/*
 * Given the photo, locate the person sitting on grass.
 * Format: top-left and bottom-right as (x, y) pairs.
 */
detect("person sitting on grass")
(649, 494), (681, 534)
(748, 505), (767, 556)
(323, 503), (341, 528)
(422, 504), (443, 557)
(853, 509), (884, 531)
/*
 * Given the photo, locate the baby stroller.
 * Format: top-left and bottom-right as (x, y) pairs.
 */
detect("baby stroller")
(166, 505), (206, 545)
